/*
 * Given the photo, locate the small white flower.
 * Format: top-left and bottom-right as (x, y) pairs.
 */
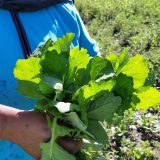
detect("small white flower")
(54, 83), (63, 91)
(55, 102), (71, 113)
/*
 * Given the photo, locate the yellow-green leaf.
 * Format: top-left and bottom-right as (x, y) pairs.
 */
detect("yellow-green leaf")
(136, 87), (160, 110)
(121, 54), (149, 89)
(14, 57), (41, 84)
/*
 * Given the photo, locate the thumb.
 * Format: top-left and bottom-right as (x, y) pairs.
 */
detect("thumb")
(57, 137), (83, 154)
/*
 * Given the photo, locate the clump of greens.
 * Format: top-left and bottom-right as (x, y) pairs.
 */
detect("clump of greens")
(14, 33), (160, 160)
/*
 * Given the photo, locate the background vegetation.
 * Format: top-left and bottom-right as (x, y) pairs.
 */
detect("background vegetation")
(75, 0), (160, 159)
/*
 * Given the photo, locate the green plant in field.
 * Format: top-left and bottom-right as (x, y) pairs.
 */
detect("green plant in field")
(99, 108), (160, 159)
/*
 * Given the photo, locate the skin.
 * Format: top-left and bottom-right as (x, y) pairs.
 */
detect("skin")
(0, 105), (82, 159)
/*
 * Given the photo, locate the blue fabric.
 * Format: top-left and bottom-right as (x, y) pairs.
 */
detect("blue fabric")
(0, 2), (99, 160)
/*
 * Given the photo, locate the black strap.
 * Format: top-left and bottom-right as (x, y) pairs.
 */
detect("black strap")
(8, 0), (74, 59)
(1, 0), (74, 12)
(10, 11), (31, 58)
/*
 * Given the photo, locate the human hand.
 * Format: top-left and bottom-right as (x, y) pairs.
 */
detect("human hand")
(2, 109), (82, 159)
(17, 111), (83, 159)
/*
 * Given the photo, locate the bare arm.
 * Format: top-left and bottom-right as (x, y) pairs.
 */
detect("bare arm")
(0, 105), (82, 159)
(0, 105), (51, 159)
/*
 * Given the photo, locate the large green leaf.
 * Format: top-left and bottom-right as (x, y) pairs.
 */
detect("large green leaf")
(106, 53), (118, 71)
(41, 143), (75, 160)
(86, 56), (114, 81)
(135, 87), (160, 110)
(87, 93), (122, 122)
(87, 120), (107, 144)
(74, 56), (114, 86)
(116, 49), (129, 74)
(41, 119), (75, 160)
(14, 57), (41, 83)
(39, 81), (55, 96)
(76, 80), (116, 105)
(48, 33), (74, 55)
(106, 49), (129, 74)
(120, 54), (149, 89)
(113, 73), (134, 113)
(41, 51), (68, 80)
(16, 80), (43, 99)
(14, 57), (43, 98)
(67, 55), (114, 91)
(66, 47), (90, 87)
(114, 73), (134, 98)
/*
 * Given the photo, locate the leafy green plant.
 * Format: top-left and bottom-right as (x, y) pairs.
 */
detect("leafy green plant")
(13, 33), (160, 160)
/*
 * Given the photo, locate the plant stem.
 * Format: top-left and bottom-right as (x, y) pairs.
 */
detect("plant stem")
(50, 116), (57, 160)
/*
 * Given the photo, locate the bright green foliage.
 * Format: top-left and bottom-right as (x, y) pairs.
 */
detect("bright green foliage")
(87, 93), (121, 121)
(64, 112), (87, 132)
(107, 51), (149, 89)
(41, 118), (75, 160)
(41, 51), (68, 80)
(14, 34), (160, 160)
(16, 80), (43, 99)
(76, 80), (116, 105)
(107, 48), (129, 74)
(113, 74), (134, 113)
(66, 47), (90, 90)
(120, 54), (149, 89)
(87, 120), (107, 144)
(135, 87), (160, 110)
(48, 33), (74, 54)
(14, 58), (42, 98)
(14, 57), (41, 83)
